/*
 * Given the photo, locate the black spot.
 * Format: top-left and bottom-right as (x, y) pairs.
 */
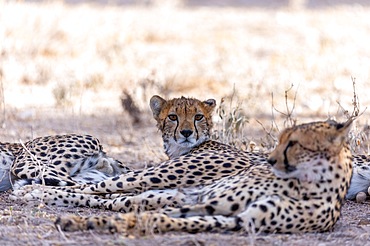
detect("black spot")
(260, 218), (266, 226)
(227, 196), (234, 202)
(126, 177), (136, 182)
(116, 182), (123, 188)
(125, 199), (131, 207)
(267, 200), (276, 206)
(167, 175), (177, 180)
(231, 203), (239, 212)
(259, 204), (268, 212)
(210, 200), (218, 205)
(205, 205), (215, 215)
(150, 177), (162, 184)
(54, 160), (62, 166)
(286, 224), (294, 229)
(222, 163), (232, 168)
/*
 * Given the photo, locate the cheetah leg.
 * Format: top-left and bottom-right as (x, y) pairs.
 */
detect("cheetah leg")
(137, 212), (240, 234)
(55, 213), (137, 237)
(55, 212), (240, 235)
(12, 186), (187, 212)
(161, 203), (227, 218)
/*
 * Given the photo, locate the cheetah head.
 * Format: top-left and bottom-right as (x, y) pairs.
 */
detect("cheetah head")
(267, 119), (353, 182)
(150, 95), (216, 158)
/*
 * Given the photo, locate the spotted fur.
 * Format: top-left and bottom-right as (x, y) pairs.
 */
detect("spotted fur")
(0, 134), (130, 191)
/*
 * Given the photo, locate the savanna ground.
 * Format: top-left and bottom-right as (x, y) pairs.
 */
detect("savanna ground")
(1, 0), (370, 245)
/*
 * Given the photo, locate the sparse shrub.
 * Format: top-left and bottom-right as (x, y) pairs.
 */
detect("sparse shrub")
(84, 73), (104, 91)
(121, 90), (142, 124)
(212, 88), (249, 150)
(52, 83), (72, 107)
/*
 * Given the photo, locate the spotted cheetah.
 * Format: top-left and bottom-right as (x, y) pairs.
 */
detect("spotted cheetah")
(0, 134), (130, 192)
(3, 95), (215, 193)
(53, 119), (353, 235)
(12, 95), (266, 209)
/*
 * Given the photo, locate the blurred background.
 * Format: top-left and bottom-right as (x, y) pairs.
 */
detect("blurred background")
(1, 0), (370, 157)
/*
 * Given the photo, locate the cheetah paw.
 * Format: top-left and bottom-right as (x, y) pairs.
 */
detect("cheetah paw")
(10, 187), (44, 203)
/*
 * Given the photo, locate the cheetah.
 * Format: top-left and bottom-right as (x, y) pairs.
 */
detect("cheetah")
(12, 95), (267, 209)
(53, 118), (353, 235)
(0, 134), (131, 192)
(346, 155), (370, 199)
(3, 95), (215, 193)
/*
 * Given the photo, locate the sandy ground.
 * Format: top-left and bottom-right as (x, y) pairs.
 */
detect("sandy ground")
(2, 1), (370, 245)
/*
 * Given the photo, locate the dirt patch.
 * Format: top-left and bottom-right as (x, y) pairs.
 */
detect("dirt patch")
(1, 190), (370, 246)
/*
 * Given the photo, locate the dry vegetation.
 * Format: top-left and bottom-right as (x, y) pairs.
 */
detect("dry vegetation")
(1, 0), (370, 245)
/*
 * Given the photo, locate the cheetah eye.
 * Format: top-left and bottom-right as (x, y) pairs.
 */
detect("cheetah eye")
(168, 114), (178, 121)
(194, 114), (204, 121)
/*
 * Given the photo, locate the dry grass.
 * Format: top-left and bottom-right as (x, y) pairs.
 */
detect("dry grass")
(2, 1), (370, 117)
(1, 1), (370, 245)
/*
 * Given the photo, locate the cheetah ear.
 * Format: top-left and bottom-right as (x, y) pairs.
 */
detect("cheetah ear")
(203, 99), (216, 113)
(150, 95), (167, 120)
(331, 118), (354, 146)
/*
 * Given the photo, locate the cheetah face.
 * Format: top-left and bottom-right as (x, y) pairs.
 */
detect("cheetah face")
(267, 119), (353, 182)
(150, 95), (216, 158)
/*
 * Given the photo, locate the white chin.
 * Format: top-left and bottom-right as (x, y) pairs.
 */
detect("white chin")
(272, 168), (298, 179)
(179, 141), (196, 147)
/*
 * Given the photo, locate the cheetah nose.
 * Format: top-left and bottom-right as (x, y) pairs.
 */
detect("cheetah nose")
(267, 158), (277, 166)
(180, 130), (193, 138)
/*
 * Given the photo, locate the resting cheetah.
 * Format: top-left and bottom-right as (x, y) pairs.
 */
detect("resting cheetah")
(0, 134), (130, 191)
(54, 119), (353, 235)
(4, 95), (215, 194)
(12, 95), (267, 209)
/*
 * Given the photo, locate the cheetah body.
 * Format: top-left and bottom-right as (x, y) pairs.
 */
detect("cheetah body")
(0, 134), (130, 191)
